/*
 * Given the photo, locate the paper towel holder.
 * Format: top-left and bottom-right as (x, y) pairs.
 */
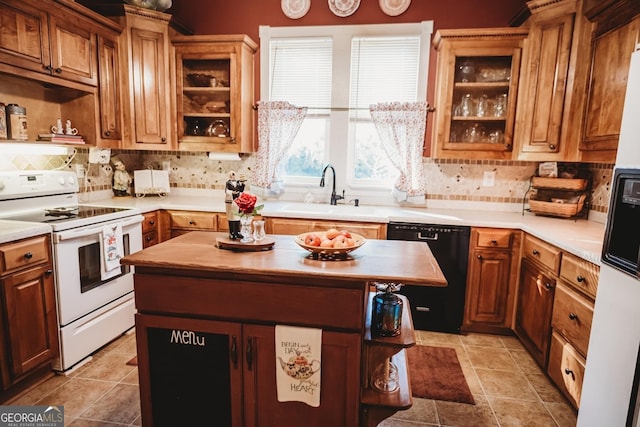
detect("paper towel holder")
(207, 152), (243, 161)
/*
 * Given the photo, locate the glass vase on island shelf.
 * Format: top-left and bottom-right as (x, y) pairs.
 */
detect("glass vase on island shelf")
(232, 188), (264, 244)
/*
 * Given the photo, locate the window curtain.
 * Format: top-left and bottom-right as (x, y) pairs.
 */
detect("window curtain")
(369, 101), (428, 204)
(251, 101), (307, 197)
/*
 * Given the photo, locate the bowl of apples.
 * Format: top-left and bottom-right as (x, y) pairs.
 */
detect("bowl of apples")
(294, 228), (366, 258)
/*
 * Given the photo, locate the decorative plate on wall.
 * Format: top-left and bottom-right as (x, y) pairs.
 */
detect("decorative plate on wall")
(282, 0), (311, 19)
(379, 0), (411, 16)
(328, 0), (361, 17)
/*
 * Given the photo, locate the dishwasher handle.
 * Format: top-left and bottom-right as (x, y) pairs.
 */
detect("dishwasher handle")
(417, 231), (438, 241)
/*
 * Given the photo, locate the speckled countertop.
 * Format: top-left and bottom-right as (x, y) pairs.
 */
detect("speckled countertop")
(0, 193), (606, 265)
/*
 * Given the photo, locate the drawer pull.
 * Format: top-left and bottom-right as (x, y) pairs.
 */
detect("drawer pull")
(576, 275), (585, 283)
(45, 269), (53, 276)
(569, 313), (578, 320)
(24, 252), (33, 259)
(189, 220), (195, 225)
(477, 255), (483, 261)
(149, 220), (155, 225)
(246, 336), (253, 371)
(491, 239), (497, 245)
(532, 249), (539, 255)
(230, 335), (238, 369)
(564, 368), (575, 381)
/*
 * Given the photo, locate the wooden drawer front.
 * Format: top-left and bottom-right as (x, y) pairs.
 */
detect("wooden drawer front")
(560, 253), (599, 299)
(267, 218), (386, 239)
(0, 236), (49, 274)
(170, 211), (216, 230)
(552, 283), (593, 357)
(548, 331), (585, 409)
(134, 274), (365, 331)
(523, 234), (561, 274)
(216, 214), (229, 232)
(475, 228), (513, 248)
(142, 212), (158, 233)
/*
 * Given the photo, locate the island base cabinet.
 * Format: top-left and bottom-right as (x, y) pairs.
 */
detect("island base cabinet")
(135, 314), (361, 427)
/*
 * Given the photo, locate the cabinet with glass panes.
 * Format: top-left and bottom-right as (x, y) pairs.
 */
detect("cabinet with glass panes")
(173, 35), (257, 153)
(431, 28), (528, 160)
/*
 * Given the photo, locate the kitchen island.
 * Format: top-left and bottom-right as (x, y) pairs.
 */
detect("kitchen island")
(121, 231), (446, 427)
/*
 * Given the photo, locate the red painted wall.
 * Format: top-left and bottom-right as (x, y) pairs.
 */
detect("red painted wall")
(167, 0), (528, 152)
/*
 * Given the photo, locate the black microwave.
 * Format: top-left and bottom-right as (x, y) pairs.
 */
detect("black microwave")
(602, 168), (640, 278)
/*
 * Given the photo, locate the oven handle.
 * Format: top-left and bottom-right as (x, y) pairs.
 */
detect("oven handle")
(54, 215), (144, 242)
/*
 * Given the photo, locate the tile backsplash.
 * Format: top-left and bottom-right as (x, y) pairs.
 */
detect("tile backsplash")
(0, 148), (613, 215)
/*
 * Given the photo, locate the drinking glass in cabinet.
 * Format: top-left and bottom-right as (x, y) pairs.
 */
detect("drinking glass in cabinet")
(463, 124), (485, 142)
(476, 94), (489, 117)
(457, 93), (474, 117)
(456, 59), (475, 82)
(492, 94), (507, 117)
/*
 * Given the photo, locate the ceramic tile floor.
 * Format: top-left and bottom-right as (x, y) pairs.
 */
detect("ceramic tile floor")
(3, 329), (577, 427)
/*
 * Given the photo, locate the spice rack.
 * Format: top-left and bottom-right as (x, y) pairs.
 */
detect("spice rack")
(523, 174), (591, 219)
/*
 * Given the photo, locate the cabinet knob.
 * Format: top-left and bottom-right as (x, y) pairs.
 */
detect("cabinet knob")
(477, 255), (483, 261)
(189, 220), (195, 225)
(569, 312), (578, 320)
(490, 239), (498, 244)
(545, 283), (553, 290)
(24, 252), (33, 259)
(576, 275), (585, 283)
(45, 269), (53, 276)
(104, 131), (111, 137)
(54, 68), (62, 74)
(161, 137), (167, 142)
(549, 144), (556, 150)
(145, 236), (153, 242)
(564, 368), (575, 380)
(149, 220), (155, 225)
(532, 249), (539, 255)
(45, 65), (53, 72)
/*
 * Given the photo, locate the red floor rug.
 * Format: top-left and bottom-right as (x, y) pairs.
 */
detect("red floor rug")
(407, 345), (475, 404)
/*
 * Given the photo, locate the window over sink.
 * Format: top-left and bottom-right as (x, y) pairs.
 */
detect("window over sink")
(259, 22), (432, 201)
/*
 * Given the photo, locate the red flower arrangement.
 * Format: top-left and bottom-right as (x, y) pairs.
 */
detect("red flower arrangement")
(234, 192), (264, 216)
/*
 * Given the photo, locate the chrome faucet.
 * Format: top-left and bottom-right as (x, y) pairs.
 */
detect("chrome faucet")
(320, 164), (344, 205)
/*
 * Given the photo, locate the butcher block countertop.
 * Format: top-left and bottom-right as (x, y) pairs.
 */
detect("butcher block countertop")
(121, 231), (446, 287)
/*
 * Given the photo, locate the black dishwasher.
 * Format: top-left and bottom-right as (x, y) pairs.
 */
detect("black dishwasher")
(387, 222), (470, 334)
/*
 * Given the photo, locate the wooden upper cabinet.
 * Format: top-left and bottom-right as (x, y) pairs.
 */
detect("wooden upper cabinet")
(579, 1), (640, 162)
(0, 1), (50, 74)
(105, 4), (178, 150)
(431, 28), (528, 160)
(173, 35), (258, 153)
(513, 0), (589, 161)
(0, 0), (98, 86)
(97, 32), (122, 144)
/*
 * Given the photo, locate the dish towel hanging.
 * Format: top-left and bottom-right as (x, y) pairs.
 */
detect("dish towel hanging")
(275, 325), (322, 407)
(101, 222), (123, 281)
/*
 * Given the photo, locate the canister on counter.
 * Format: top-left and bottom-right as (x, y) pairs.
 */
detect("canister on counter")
(0, 103), (7, 139)
(6, 104), (28, 141)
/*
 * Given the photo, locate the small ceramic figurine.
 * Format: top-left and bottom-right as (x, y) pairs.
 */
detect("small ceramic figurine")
(51, 118), (64, 135)
(65, 120), (78, 136)
(112, 159), (132, 197)
(225, 171), (246, 239)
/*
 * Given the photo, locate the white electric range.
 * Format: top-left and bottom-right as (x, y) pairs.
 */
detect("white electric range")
(0, 170), (144, 371)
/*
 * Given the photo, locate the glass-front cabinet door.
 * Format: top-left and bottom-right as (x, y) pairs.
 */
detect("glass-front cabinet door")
(173, 35), (257, 153)
(431, 29), (528, 160)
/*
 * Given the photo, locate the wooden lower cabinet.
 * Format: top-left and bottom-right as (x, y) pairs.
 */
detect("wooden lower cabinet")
(514, 258), (556, 368)
(463, 228), (520, 334)
(141, 211), (159, 248)
(135, 314), (361, 426)
(0, 235), (58, 400)
(548, 330), (586, 408)
(158, 210), (219, 241)
(266, 218), (387, 239)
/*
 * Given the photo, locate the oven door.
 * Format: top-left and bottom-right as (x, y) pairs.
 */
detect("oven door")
(53, 215), (143, 326)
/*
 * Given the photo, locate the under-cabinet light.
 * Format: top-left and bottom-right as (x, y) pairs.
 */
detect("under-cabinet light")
(0, 143), (73, 156)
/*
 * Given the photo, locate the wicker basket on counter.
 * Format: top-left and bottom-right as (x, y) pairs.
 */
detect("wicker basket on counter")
(529, 193), (587, 218)
(531, 177), (588, 191)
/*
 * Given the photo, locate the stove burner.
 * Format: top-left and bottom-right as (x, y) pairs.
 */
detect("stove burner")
(45, 207), (79, 217)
